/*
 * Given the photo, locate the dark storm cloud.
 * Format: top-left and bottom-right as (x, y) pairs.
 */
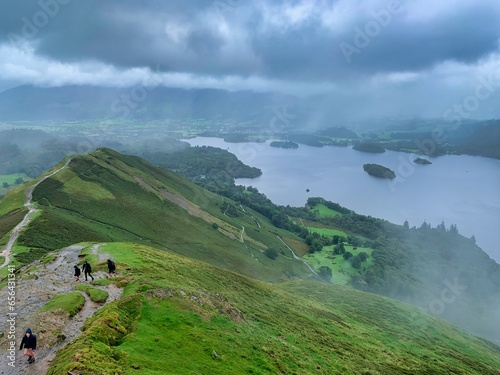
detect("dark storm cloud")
(1, 0), (500, 104)
(335, 4), (500, 74)
(0, 0), (244, 73)
(250, 1), (500, 82)
(4, 0), (499, 81)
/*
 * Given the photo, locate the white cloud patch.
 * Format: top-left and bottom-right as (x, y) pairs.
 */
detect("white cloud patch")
(0, 0), (500, 117)
(0, 44), (336, 96)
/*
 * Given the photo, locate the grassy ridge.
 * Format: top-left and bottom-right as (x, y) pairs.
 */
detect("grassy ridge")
(47, 242), (500, 375)
(13, 148), (314, 282)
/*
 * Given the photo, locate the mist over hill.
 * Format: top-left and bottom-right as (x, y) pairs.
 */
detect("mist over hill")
(1, 85), (499, 163)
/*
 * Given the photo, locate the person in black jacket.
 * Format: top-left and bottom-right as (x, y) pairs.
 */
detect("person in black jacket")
(19, 328), (36, 363)
(74, 264), (81, 282)
(107, 259), (116, 278)
(82, 261), (94, 281)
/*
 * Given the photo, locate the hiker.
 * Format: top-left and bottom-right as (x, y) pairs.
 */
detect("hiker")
(73, 265), (81, 282)
(19, 328), (37, 364)
(107, 259), (116, 278)
(82, 260), (94, 281)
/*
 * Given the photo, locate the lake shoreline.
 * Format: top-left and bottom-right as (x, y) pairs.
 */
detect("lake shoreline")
(184, 137), (500, 263)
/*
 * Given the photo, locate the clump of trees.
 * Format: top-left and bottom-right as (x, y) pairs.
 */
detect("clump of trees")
(318, 266), (332, 282)
(264, 248), (278, 260)
(270, 141), (299, 149)
(353, 142), (385, 153)
(363, 164), (396, 179)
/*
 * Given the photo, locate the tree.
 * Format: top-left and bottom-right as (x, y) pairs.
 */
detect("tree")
(333, 243), (345, 255)
(351, 256), (362, 269)
(420, 221), (430, 230)
(318, 266), (332, 282)
(403, 220), (409, 230)
(309, 239), (323, 253)
(437, 221), (446, 231)
(358, 252), (369, 262)
(348, 235), (363, 247)
(343, 251), (353, 260)
(449, 224), (459, 235)
(15, 177), (24, 185)
(264, 248), (278, 260)
(2, 182), (9, 188)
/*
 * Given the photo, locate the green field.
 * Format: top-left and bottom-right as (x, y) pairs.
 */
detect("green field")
(308, 203), (342, 218)
(44, 242), (500, 375)
(307, 226), (348, 238)
(305, 245), (373, 285)
(0, 173), (29, 196)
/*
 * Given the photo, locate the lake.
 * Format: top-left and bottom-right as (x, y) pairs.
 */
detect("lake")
(184, 137), (500, 263)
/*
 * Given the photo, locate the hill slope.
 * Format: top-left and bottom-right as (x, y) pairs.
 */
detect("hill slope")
(1, 150), (500, 373)
(40, 242), (500, 374)
(0, 148), (314, 283)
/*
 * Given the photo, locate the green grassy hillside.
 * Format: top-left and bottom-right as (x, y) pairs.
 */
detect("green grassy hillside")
(1, 149), (500, 374)
(47, 242), (500, 374)
(304, 198), (500, 344)
(3, 148), (314, 283)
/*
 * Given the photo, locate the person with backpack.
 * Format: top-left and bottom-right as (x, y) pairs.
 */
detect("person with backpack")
(82, 260), (94, 282)
(73, 264), (81, 282)
(19, 328), (37, 364)
(107, 259), (116, 278)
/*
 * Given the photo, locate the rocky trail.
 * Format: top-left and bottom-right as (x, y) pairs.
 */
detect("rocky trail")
(0, 244), (122, 375)
(0, 158), (72, 270)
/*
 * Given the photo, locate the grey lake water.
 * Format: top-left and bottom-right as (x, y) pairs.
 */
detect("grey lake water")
(184, 137), (500, 263)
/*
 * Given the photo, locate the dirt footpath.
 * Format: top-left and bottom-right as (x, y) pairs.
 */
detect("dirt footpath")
(0, 244), (122, 375)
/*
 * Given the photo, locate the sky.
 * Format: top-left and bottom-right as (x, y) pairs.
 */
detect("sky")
(1, 0), (500, 119)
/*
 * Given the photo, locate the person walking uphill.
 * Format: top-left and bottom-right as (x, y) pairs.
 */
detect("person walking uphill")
(74, 264), (81, 282)
(82, 260), (94, 282)
(107, 259), (116, 278)
(19, 328), (37, 364)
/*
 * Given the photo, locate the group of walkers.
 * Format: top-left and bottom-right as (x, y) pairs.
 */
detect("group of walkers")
(13, 143), (123, 366)
(21, 258), (118, 365)
(73, 259), (116, 282)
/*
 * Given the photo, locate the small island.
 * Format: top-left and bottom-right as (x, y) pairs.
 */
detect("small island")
(270, 141), (299, 149)
(353, 142), (386, 153)
(414, 157), (432, 165)
(363, 163), (396, 179)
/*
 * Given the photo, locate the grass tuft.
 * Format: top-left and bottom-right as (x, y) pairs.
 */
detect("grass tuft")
(75, 284), (109, 303)
(40, 292), (86, 318)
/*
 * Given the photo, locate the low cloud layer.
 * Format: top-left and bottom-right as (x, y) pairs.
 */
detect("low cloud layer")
(1, 0), (500, 118)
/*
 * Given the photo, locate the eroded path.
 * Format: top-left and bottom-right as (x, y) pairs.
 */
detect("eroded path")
(0, 158), (72, 269)
(0, 244), (122, 375)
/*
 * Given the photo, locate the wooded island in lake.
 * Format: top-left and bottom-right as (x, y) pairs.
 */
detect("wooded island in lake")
(363, 163), (396, 179)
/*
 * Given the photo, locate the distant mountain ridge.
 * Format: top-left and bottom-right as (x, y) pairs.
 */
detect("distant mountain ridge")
(0, 84), (300, 122)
